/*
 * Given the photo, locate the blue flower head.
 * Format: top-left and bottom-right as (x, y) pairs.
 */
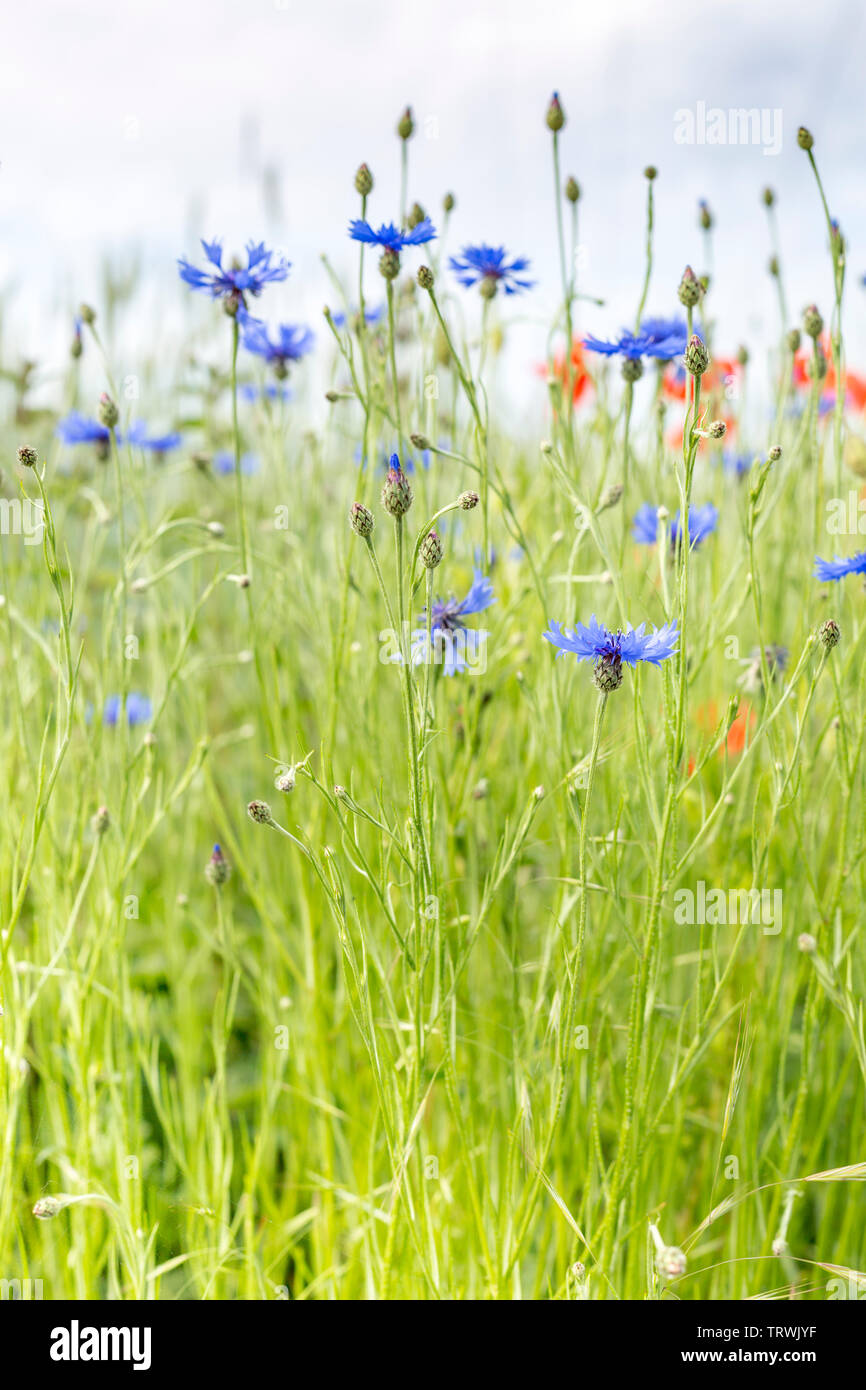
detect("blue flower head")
(448, 244), (534, 297)
(241, 320), (314, 373)
(177, 239), (289, 312)
(584, 323), (685, 363)
(333, 305), (383, 329)
(544, 614), (679, 690)
(103, 692), (152, 726)
(214, 450), (259, 476)
(632, 502), (717, 549)
(348, 219), (436, 253)
(125, 421), (182, 454)
(412, 569), (496, 677)
(56, 412), (110, 449)
(721, 450), (753, 478)
(814, 551), (866, 582)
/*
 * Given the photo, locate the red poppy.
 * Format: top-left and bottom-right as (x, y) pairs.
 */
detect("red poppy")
(544, 339), (593, 407)
(793, 335), (866, 412)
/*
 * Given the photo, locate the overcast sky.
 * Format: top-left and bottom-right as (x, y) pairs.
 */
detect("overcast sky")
(2, 0), (864, 416)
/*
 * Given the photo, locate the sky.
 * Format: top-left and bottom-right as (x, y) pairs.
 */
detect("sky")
(1, 0), (864, 420)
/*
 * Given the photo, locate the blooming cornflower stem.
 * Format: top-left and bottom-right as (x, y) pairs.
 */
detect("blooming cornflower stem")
(805, 149), (845, 499)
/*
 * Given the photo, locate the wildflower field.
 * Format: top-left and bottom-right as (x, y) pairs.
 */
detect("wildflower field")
(2, 95), (865, 1306)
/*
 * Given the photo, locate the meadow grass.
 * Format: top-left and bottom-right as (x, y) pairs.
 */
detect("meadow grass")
(1, 106), (864, 1302)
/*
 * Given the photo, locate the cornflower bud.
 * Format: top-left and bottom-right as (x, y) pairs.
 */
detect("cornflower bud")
(677, 265), (701, 308)
(762, 187), (775, 207)
(599, 482), (623, 510)
(354, 163), (373, 197)
(410, 432), (431, 450)
(205, 843), (230, 886)
(443, 192), (456, 214)
(768, 255), (780, 277)
(417, 265), (434, 291)
(708, 421), (726, 439)
(565, 176), (580, 203)
(685, 334), (709, 378)
(17, 445), (38, 468)
(379, 249), (400, 280)
(768, 444), (782, 462)
(459, 490), (479, 510)
(97, 393), (119, 429)
(91, 806), (110, 836)
(350, 502), (374, 537)
(787, 328), (801, 353)
(79, 303), (96, 325)
(644, 165), (657, 181)
(420, 529), (443, 568)
(247, 800), (273, 825)
(797, 126), (814, 151)
(397, 106), (415, 140)
(381, 455), (413, 517)
(407, 202), (426, 230)
(737, 345), (749, 367)
(803, 304), (823, 339)
(819, 618), (840, 650)
(545, 91), (565, 131)
(698, 200), (713, 230)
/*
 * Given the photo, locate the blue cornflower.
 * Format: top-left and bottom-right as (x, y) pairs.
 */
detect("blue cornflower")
(814, 551), (866, 582)
(671, 503), (718, 548)
(241, 320), (314, 374)
(177, 239), (289, 311)
(448, 244), (534, 297)
(632, 503), (660, 545)
(240, 383), (291, 403)
(214, 450), (259, 476)
(412, 569), (496, 677)
(333, 305), (383, 329)
(56, 412), (110, 447)
(584, 325), (684, 363)
(125, 421), (182, 454)
(632, 502), (718, 548)
(103, 692), (152, 726)
(544, 614), (679, 690)
(721, 450), (753, 478)
(638, 316), (689, 360)
(348, 219), (436, 252)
